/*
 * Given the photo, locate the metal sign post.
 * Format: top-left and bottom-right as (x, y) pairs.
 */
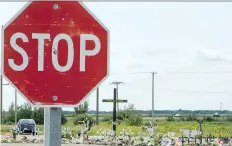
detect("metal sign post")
(102, 89), (127, 135)
(44, 107), (61, 146)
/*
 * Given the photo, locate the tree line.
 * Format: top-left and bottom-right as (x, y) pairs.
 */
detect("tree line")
(2, 102), (67, 125)
(166, 114), (232, 122)
(3, 101), (231, 126)
(88, 109), (232, 116)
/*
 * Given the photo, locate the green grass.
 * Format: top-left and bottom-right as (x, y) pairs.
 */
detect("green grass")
(0, 125), (13, 134)
(156, 121), (232, 137)
(1, 117), (232, 137)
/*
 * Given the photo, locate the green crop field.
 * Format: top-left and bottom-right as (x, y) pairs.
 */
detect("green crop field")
(1, 116), (232, 137)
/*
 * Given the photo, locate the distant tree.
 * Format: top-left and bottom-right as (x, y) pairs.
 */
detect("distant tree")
(32, 108), (67, 125)
(32, 108), (44, 125)
(17, 103), (33, 119)
(74, 101), (89, 115)
(2, 110), (7, 119)
(2, 102), (15, 124)
(3, 102), (67, 125)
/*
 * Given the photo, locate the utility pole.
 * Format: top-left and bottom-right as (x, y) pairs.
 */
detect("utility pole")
(1, 25), (3, 125)
(15, 90), (17, 125)
(0, 75), (2, 125)
(96, 87), (99, 125)
(0, 75), (10, 124)
(110, 81), (124, 111)
(151, 72), (156, 125)
(220, 102), (223, 114)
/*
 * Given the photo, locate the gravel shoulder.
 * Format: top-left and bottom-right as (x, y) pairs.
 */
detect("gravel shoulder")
(1, 144), (103, 146)
(0, 134), (105, 146)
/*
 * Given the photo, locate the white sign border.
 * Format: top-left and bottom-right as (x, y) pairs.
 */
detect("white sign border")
(1, 0), (110, 108)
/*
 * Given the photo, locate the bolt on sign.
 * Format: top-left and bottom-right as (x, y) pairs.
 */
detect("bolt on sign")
(2, 1), (109, 106)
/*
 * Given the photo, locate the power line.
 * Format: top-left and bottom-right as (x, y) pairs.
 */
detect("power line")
(109, 71), (153, 75)
(168, 71), (232, 74)
(167, 89), (232, 94)
(109, 71), (232, 75)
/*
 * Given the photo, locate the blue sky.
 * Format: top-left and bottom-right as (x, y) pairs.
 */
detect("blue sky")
(1, 2), (232, 111)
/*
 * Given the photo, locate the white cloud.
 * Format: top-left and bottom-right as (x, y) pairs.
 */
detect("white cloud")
(123, 56), (144, 69)
(197, 49), (232, 62)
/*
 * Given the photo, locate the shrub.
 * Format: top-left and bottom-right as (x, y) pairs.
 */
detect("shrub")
(166, 116), (175, 122)
(12, 129), (17, 140)
(144, 121), (152, 126)
(203, 116), (214, 122)
(100, 115), (112, 122)
(179, 116), (186, 121)
(125, 114), (143, 126)
(73, 114), (93, 126)
(186, 114), (197, 121)
(116, 104), (143, 126)
(226, 115), (232, 122)
(117, 110), (130, 121)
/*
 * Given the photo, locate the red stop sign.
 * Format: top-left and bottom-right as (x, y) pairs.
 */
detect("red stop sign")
(2, 1), (109, 106)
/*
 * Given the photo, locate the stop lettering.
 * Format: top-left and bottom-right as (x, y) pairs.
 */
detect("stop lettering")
(9, 32), (100, 72)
